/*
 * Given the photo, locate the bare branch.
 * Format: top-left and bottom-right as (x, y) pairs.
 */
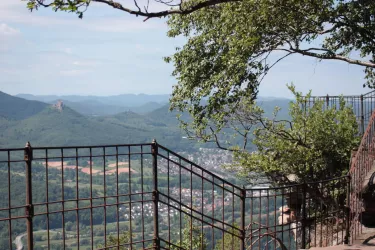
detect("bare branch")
(209, 126), (237, 152)
(259, 51), (296, 83)
(91, 0), (241, 19)
(290, 47), (375, 68)
(133, 0), (142, 12)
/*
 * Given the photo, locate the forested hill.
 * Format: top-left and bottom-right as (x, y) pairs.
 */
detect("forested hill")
(0, 91), (48, 120)
(0, 91), (291, 150)
(0, 92), (196, 150)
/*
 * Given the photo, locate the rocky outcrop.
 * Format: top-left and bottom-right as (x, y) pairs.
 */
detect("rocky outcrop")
(52, 100), (64, 111)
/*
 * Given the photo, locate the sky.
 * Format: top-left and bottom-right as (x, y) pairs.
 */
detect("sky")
(0, 0), (372, 98)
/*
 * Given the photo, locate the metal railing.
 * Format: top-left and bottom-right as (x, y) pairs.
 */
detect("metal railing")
(244, 176), (350, 249)
(308, 90), (375, 244)
(349, 108), (375, 244)
(306, 90), (375, 134)
(0, 141), (351, 250)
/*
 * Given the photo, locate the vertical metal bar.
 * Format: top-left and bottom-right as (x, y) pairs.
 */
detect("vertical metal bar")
(212, 176), (215, 249)
(301, 183), (307, 249)
(231, 186), (234, 250)
(180, 158), (183, 245)
(295, 186), (299, 250)
(128, 146), (133, 249)
(258, 191), (261, 250)
(201, 169), (204, 250)
(167, 151), (170, 248)
(361, 95), (365, 134)
(273, 189), (277, 250)
(89, 147), (93, 250)
(103, 147), (107, 248)
(266, 189), (269, 249)
(7, 151), (12, 250)
(141, 145), (145, 249)
(359, 150), (363, 236)
(250, 190), (253, 248)
(61, 148), (66, 250)
(287, 188), (291, 250)
(281, 189), (285, 249)
(116, 146), (120, 250)
(344, 175), (351, 244)
(326, 94), (329, 108)
(319, 184), (323, 247)
(191, 164), (194, 249)
(75, 148), (80, 250)
(240, 188), (246, 250)
(24, 142), (34, 250)
(151, 140), (159, 249)
(307, 183), (312, 249)
(45, 149), (50, 250)
(221, 182), (225, 249)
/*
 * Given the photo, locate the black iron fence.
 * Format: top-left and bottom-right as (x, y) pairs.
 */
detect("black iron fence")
(0, 141), (351, 250)
(306, 90), (375, 134)
(349, 108), (375, 244)
(306, 90), (375, 245)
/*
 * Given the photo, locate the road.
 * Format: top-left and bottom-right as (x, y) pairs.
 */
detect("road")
(13, 232), (26, 250)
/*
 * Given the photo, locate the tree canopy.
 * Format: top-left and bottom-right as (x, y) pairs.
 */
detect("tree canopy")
(25, 0), (375, 126)
(224, 85), (360, 185)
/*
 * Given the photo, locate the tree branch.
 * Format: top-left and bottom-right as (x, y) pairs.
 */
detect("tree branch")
(290, 48), (375, 68)
(92, 0), (241, 19)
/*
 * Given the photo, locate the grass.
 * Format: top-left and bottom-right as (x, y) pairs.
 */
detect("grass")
(33, 221), (134, 250)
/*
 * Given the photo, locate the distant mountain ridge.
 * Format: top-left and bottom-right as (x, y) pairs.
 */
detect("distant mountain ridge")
(16, 93), (170, 107)
(44, 99), (164, 116)
(1, 91), (292, 150)
(16, 93), (169, 116)
(0, 92), (195, 150)
(0, 91), (48, 120)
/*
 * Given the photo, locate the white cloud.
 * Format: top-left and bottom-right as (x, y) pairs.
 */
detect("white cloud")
(0, 23), (20, 36)
(73, 60), (100, 67)
(60, 69), (92, 76)
(0, 23), (21, 51)
(0, 0), (165, 33)
(63, 48), (73, 54)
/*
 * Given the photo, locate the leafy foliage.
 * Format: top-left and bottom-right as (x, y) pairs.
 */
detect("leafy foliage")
(214, 224), (240, 250)
(165, 0), (375, 128)
(228, 85), (360, 185)
(172, 216), (207, 250)
(97, 231), (131, 250)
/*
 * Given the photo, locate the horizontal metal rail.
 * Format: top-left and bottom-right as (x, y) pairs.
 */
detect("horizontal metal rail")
(0, 141), (353, 250)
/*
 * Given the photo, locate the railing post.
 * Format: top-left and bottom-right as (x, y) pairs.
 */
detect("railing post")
(24, 142), (34, 250)
(361, 95), (365, 134)
(326, 94), (329, 108)
(344, 175), (351, 245)
(301, 182), (307, 249)
(151, 139), (160, 249)
(240, 187), (246, 250)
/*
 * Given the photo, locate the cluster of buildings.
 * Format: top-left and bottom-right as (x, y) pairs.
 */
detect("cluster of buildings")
(118, 187), (235, 221)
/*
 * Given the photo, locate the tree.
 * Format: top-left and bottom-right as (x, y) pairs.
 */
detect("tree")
(25, 0), (375, 127)
(223, 85), (360, 185)
(214, 224), (241, 250)
(97, 231), (131, 250)
(173, 216), (207, 250)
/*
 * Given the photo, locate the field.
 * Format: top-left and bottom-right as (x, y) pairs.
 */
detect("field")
(42, 161), (137, 176)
